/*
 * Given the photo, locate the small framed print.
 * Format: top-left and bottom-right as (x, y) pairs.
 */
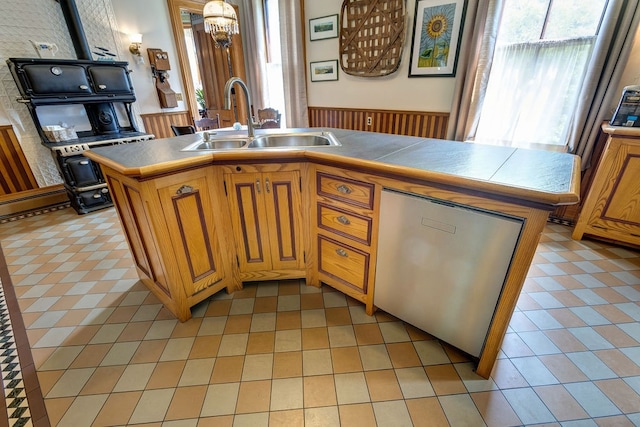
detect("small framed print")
(309, 14), (339, 41)
(310, 60), (339, 82)
(408, 0), (467, 77)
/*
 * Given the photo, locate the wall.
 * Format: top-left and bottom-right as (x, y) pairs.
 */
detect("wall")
(304, 0), (457, 113)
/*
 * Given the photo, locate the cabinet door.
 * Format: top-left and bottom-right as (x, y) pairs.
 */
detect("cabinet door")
(155, 169), (226, 297)
(579, 138), (640, 242)
(263, 171), (304, 271)
(226, 172), (273, 272)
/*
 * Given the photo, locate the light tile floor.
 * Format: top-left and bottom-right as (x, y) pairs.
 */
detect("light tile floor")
(0, 206), (639, 426)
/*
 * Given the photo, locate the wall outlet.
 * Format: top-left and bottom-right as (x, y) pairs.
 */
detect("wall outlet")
(30, 40), (58, 58)
(175, 92), (183, 101)
(366, 117), (372, 126)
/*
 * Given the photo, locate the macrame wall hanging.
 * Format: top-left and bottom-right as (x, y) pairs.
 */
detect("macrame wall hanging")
(339, 0), (407, 77)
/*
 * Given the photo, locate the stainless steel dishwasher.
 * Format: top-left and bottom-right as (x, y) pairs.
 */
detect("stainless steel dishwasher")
(374, 189), (523, 357)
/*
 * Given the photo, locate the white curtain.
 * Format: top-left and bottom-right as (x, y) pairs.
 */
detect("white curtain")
(449, 0), (640, 168)
(278, 0), (309, 128)
(235, 0), (269, 113)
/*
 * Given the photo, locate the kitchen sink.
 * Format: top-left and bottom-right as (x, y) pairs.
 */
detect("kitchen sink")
(187, 139), (248, 150)
(181, 131), (340, 152)
(247, 132), (341, 148)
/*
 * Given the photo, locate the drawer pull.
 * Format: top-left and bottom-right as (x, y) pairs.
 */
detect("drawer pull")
(265, 178), (271, 193)
(256, 179), (261, 194)
(79, 160), (89, 165)
(98, 84), (107, 90)
(337, 184), (352, 194)
(176, 185), (194, 195)
(335, 248), (348, 257)
(79, 84), (89, 90)
(337, 215), (351, 225)
(92, 193), (102, 199)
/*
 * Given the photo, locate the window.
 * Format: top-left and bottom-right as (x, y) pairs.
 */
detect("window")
(263, 0), (286, 126)
(472, 0), (608, 150)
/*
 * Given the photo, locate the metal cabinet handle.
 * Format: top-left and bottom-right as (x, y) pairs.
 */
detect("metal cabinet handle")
(265, 178), (270, 193)
(337, 215), (350, 225)
(79, 84), (89, 90)
(92, 194), (102, 199)
(335, 248), (348, 257)
(176, 185), (194, 195)
(98, 84), (107, 90)
(79, 160), (89, 165)
(256, 179), (261, 194)
(337, 184), (352, 194)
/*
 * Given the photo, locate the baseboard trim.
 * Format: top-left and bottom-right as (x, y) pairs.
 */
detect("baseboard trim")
(0, 185), (70, 223)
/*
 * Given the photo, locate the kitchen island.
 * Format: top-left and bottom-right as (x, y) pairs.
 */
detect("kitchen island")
(85, 128), (580, 377)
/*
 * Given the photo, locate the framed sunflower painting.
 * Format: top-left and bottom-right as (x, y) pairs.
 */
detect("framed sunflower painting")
(408, 0), (467, 77)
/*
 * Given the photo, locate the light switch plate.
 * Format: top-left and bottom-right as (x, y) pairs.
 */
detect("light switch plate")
(31, 41), (58, 58)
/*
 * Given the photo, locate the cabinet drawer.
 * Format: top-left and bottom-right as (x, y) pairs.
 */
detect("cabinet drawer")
(317, 172), (374, 209)
(317, 203), (372, 245)
(318, 236), (369, 292)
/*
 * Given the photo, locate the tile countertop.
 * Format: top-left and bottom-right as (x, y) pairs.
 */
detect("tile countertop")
(85, 128), (581, 207)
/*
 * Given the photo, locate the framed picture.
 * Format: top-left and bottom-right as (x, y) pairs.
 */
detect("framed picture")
(408, 0), (467, 77)
(310, 60), (339, 82)
(309, 14), (339, 41)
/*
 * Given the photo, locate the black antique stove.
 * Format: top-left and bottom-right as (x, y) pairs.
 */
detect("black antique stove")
(6, 0), (152, 214)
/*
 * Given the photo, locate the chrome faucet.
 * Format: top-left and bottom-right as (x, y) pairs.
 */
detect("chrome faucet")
(223, 77), (255, 138)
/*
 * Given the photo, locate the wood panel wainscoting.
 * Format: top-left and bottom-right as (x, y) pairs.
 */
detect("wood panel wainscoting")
(308, 107), (449, 139)
(140, 111), (194, 139)
(0, 125), (38, 195)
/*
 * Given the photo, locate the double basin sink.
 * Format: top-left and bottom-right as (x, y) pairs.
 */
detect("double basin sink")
(181, 131), (341, 152)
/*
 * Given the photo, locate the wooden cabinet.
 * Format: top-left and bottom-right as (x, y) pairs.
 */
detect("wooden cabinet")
(311, 165), (380, 314)
(102, 165), (237, 321)
(222, 164), (306, 280)
(573, 126), (640, 247)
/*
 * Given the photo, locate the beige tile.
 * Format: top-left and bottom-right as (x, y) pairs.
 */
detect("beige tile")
(242, 353), (273, 381)
(130, 340), (167, 364)
(378, 321), (411, 343)
(217, 333), (248, 356)
(301, 309), (327, 328)
(334, 372), (370, 404)
(113, 363), (155, 392)
(270, 377), (303, 411)
(273, 351), (303, 378)
(372, 400), (413, 426)
(303, 349), (333, 376)
(438, 394), (486, 426)
(46, 367), (95, 398)
(471, 390), (522, 426)
(56, 394), (109, 427)
(304, 406), (340, 427)
(538, 354), (589, 383)
(328, 325), (357, 347)
(250, 312), (276, 332)
(129, 388), (176, 424)
(304, 375), (337, 407)
(179, 358), (216, 386)
(395, 367), (435, 399)
(211, 356), (244, 383)
(359, 344), (392, 371)
(235, 380), (272, 414)
(201, 383), (240, 417)
(92, 391), (142, 427)
(275, 329), (301, 352)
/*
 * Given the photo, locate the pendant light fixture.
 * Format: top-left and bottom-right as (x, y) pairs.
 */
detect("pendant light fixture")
(202, 0), (239, 48)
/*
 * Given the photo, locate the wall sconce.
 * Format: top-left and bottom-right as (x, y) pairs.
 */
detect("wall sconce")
(128, 33), (143, 57)
(203, 1), (239, 48)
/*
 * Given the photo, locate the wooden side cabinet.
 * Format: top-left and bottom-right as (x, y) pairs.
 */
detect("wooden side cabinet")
(573, 125), (640, 247)
(103, 165), (237, 321)
(222, 163), (306, 281)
